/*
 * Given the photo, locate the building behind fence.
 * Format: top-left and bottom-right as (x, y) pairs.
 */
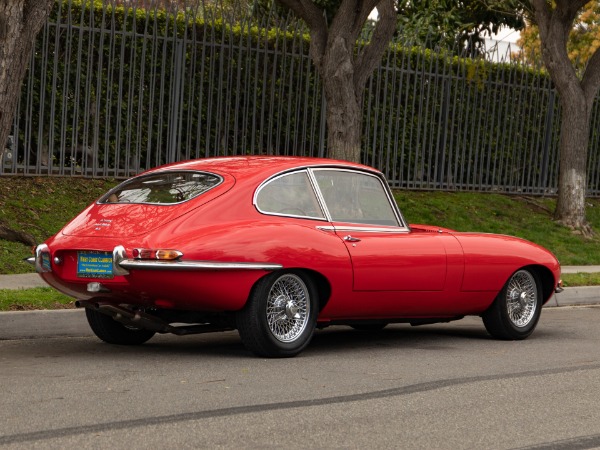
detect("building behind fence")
(2, 0), (600, 195)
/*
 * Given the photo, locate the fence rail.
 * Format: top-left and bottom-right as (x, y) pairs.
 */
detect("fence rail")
(2, 0), (599, 196)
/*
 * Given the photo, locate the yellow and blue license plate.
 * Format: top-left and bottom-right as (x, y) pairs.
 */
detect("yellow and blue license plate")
(77, 251), (113, 279)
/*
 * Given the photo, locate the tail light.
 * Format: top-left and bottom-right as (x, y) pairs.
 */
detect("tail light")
(132, 248), (183, 260)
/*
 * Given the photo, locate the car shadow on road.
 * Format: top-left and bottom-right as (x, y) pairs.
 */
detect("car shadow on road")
(9, 318), (557, 360)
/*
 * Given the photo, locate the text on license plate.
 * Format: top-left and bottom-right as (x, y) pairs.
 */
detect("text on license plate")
(77, 251), (113, 279)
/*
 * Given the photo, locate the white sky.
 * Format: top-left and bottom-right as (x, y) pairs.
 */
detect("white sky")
(491, 27), (521, 43)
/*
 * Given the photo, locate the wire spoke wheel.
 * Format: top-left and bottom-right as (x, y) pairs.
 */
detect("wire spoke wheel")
(482, 268), (542, 340)
(505, 270), (538, 328)
(266, 274), (310, 342)
(237, 271), (318, 357)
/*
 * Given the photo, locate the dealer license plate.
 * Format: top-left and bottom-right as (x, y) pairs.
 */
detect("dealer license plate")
(77, 251), (113, 279)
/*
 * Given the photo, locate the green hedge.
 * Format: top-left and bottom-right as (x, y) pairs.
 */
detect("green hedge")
(16, 0), (593, 193)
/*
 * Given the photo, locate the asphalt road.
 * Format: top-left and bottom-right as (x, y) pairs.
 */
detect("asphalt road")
(2, 306), (600, 449)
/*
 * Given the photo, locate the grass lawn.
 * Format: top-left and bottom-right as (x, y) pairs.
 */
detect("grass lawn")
(0, 287), (75, 311)
(0, 177), (117, 274)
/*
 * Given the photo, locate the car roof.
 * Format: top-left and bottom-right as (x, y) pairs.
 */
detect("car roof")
(140, 156), (381, 180)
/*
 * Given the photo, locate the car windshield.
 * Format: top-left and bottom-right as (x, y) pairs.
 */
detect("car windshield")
(99, 171), (222, 204)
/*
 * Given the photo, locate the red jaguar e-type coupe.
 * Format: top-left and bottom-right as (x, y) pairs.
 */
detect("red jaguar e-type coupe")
(30, 157), (562, 357)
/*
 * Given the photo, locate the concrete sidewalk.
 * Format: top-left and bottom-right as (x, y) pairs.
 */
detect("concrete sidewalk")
(0, 269), (599, 341)
(0, 273), (48, 289)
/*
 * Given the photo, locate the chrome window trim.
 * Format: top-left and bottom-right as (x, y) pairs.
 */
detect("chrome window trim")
(254, 164), (409, 231)
(306, 168), (332, 221)
(97, 170), (224, 206)
(317, 225), (410, 234)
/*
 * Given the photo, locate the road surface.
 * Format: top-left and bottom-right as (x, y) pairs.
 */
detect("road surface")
(2, 306), (600, 449)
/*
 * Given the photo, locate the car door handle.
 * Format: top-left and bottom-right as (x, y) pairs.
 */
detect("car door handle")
(343, 235), (361, 242)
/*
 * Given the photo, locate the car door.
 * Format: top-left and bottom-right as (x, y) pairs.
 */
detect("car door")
(311, 168), (448, 292)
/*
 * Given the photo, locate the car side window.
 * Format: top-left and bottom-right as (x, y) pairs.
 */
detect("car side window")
(255, 171), (325, 219)
(313, 170), (400, 226)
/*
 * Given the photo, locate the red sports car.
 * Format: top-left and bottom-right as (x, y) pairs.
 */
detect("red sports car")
(30, 157), (562, 357)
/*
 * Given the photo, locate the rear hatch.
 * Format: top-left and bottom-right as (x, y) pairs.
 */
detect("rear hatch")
(62, 170), (234, 238)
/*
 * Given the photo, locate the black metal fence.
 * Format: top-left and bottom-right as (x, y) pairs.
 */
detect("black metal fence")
(2, 0), (599, 195)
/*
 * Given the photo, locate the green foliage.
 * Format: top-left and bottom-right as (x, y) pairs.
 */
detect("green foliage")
(397, 0), (525, 56)
(18, 0), (597, 193)
(361, 41), (567, 192)
(19, 0), (320, 177)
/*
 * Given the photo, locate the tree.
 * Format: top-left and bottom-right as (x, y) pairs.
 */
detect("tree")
(270, 0), (527, 162)
(0, 1), (54, 245)
(274, 0), (397, 162)
(526, 0), (600, 234)
(0, 1), (54, 164)
(518, 1), (600, 71)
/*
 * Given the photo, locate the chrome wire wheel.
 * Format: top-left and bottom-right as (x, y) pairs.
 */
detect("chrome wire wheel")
(482, 268), (542, 340)
(266, 273), (310, 342)
(505, 270), (538, 328)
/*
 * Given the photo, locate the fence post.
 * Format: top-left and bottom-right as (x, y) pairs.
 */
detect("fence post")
(541, 90), (555, 192)
(168, 39), (185, 164)
(436, 78), (451, 187)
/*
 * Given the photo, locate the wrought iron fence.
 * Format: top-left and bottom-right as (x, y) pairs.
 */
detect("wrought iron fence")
(2, 0), (599, 195)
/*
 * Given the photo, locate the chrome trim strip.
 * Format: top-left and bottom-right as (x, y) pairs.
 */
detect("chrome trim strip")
(317, 225), (409, 234)
(306, 168), (333, 222)
(251, 210), (328, 222)
(118, 259), (283, 271)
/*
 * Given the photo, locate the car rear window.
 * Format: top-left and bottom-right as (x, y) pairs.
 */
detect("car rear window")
(99, 171), (222, 205)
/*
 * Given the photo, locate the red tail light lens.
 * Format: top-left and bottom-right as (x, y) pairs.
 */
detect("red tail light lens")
(132, 248), (183, 260)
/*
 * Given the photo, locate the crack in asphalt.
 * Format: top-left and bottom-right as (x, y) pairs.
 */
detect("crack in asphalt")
(2, 362), (600, 446)
(513, 433), (600, 450)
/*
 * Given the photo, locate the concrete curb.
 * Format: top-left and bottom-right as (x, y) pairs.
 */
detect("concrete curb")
(551, 286), (600, 307)
(0, 288), (599, 341)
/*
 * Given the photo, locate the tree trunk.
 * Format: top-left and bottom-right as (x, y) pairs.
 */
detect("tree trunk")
(277, 0), (396, 164)
(531, 0), (600, 236)
(321, 35), (362, 162)
(0, 1), (53, 160)
(554, 95), (592, 234)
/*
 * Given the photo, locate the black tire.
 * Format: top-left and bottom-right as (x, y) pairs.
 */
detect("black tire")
(482, 268), (542, 340)
(85, 308), (155, 345)
(237, 271), (319, 357)
(350, 323), (388, 331)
